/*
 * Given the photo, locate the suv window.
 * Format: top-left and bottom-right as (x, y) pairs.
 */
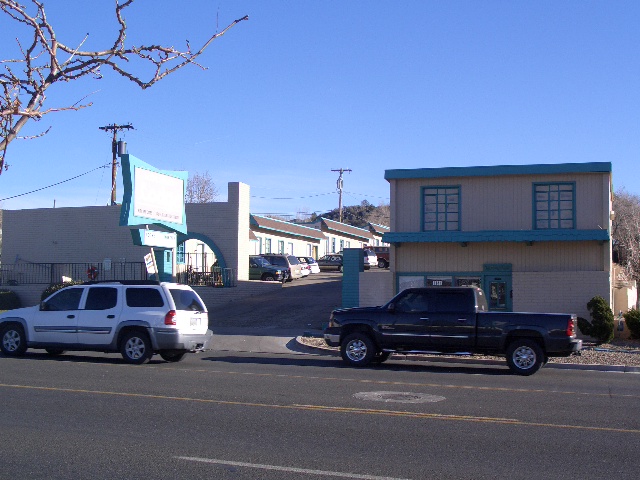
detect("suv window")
(85, 287), (118, 310)
(266, 256), (286, 267)
(44, 288), (83, 311)
(170, 289), (205, 312)
(287, 255), (300, 265)
(250, 256), (271, 267)
(125, 288), (164, 308)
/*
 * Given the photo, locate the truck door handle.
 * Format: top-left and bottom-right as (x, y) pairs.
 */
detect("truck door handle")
(420, 317), (429, 321)
(457, 318), (468, 322)
(67, 315), (75, 319)
(107, 315), (115, 319)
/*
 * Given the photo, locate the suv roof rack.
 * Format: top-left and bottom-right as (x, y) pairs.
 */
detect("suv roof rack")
(83, 280), (161, 285)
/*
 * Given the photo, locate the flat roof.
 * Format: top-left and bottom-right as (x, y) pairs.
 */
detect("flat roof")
(385, 162), (612, 181)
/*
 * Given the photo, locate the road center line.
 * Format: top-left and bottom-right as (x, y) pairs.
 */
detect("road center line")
(176, 456), (411, 480)
(1, 382), (639, 434)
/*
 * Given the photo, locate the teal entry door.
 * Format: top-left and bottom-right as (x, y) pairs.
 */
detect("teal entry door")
(483, 274), (512, 311)
(154, 249), (173, 282)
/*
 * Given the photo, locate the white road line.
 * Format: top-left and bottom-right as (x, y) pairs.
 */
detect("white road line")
(176, 456), (412, 480)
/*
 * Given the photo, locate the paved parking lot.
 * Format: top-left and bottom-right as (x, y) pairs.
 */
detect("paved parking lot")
(210, 271), (344, 330)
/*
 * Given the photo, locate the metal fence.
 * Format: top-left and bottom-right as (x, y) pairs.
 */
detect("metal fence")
(0, 260), (237, 288)
(0, 262), (148, 286)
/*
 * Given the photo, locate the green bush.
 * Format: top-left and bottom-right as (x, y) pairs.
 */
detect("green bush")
(623, 308), (640, 340)
(577, 296), (614, 344)
(41, 281), (83, 301)
(0, 289), (22, 310)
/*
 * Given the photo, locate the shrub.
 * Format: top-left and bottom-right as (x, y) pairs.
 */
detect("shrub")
(41, 281), (83, 301)
(577, 296), (614, 344)
(623, 308), (640, 340)
(0, 289), (22, 310)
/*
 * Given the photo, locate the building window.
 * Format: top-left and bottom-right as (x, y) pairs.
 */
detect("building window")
(256, 236), (263, 254)
(176, 242), (185, 264)
(339, 239), (344, 251)
(278, 240), (285, 254)
(423, 186), (460, 231)
(265, 238), (272, 254)
(288, 242), (294, 255)
(331, 238), (336, 253)
(345, 241), (350, 248)
(534, 183), (575, 229)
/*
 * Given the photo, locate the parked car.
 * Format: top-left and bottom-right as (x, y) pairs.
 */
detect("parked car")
(370, 246), (390, 268)
(317, 254), (343, 272)
(300, 256), (320, 274)
(363, 249), (378, 270)
(249, 255), (286, 282)
(260, 254), (303, 281)
(324, 286), (582, 376)
(0, 280), (212, 364)
(298, 257), (311, 277)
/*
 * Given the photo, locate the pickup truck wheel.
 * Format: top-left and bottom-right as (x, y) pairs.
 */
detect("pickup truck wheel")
(506, 339), (544, 376)
(341, 333), (375, 367)
(1, 324), (28, 356)
(160, 351), (186, 362)
(120, 331), (152, 365)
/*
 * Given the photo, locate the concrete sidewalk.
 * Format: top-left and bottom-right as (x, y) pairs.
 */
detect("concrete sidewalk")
(210, 327), (326, 355)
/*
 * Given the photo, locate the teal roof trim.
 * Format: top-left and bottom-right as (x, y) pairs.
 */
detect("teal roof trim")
(383, 229), (610, 244)
(385, 162), (612, 181)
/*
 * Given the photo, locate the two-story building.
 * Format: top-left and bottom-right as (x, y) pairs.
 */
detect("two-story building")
(383, 162), (613, 319)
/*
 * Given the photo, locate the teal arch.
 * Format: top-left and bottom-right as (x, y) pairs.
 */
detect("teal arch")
(176, 232), (227, 269)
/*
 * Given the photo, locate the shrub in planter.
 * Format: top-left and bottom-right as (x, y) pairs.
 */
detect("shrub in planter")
(577, 296), (614, 344)
(41, 281), (83, 301)
(623, 308), (640, 340)
(0, 289), (22, 310)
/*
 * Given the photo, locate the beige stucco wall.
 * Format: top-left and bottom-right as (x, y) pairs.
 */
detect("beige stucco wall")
(2, 182), (251, 281)
(394, 241), (606, 273)
(512, 271), (610, 320)
(359, 271), (394, 307)
(390, 172), (611, 233)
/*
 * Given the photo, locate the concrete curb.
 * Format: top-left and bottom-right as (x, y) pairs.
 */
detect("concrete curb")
(294, 336), (640, 374)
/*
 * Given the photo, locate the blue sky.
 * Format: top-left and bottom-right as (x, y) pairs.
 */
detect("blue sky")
(1, 0), (638, 218)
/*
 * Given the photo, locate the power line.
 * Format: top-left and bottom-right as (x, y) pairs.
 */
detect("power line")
(331, 168), (352, 222)
(0, 163), (111, 202)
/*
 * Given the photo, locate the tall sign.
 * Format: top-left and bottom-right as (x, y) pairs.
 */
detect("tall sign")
(119, 154), (188, 234)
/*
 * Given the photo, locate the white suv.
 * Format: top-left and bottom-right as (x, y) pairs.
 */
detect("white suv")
(0, 281), (212, 364)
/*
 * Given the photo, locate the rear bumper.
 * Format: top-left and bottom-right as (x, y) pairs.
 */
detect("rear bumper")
(153, 328), (213, 351)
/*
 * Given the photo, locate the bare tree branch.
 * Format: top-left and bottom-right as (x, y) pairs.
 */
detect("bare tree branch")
(0, 0), (248, 173)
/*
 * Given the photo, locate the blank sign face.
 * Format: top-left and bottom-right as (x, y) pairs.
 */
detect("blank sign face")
(133, 166), (184, 224)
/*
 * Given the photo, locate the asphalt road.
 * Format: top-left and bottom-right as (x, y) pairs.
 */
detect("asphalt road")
(1, 350), (639, 479)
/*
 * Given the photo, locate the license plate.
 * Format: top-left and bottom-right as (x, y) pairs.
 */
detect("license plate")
(190, 317), (200, 327)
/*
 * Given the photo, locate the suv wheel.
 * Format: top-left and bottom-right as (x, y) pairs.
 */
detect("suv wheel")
(120, 331), (152, 364)
(1, 323), (28, 356)
(378, 259), (388, 268)
(261, 273), (276, 281)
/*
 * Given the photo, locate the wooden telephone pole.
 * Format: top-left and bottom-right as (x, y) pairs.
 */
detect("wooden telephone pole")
(99, 123), (133, 205)
(331, 168), (352, 223)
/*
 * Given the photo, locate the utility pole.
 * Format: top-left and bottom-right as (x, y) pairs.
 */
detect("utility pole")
(331, 168), (352, 223)
(99, 123), (134, 205)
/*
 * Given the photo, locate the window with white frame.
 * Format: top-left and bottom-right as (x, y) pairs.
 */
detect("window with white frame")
(278, 240), (285, 254)
(265, 238), (272, 254)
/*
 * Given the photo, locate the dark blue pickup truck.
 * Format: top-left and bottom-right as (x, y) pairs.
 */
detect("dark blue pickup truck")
(324, 287), (582, 375)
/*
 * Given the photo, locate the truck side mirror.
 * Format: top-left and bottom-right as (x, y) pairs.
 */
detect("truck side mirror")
(387, 303), (396, 313)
